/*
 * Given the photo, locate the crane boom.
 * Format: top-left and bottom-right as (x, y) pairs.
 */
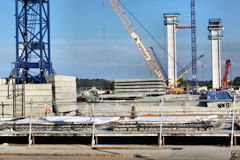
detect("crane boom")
(177, 54), (204, 76)
(222, 59), (231, 88)
(149, 46), (168, 79)
(169, 70), (187, 89)
(108, 0), (163, 79)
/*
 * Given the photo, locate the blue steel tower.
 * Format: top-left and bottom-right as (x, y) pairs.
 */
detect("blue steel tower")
(191, 0), (197, 90)
(15, 0), (53, 83)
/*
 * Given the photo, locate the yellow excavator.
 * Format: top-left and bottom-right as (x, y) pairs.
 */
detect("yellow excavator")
(169, 70), (187, 92)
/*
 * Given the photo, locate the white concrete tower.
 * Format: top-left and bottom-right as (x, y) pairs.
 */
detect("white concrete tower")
(164, 13), (179, 87)
(208, 19), (224, 89)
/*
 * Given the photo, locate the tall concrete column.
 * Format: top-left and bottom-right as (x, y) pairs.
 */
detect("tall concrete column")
(208, 19), (224, 89)
(164, 13), (179, 87)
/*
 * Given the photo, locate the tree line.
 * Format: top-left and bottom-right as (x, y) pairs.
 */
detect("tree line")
(179, 76), (240, 88)
(76, 78), (113, 90)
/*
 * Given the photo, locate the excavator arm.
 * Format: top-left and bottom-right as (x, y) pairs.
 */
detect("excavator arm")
(169, 70), (187, 89)
(108, 0), (163, 79)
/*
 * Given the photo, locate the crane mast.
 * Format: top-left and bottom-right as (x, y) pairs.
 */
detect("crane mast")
(108, 0), (163, 79)
(191, 0), (197, 90)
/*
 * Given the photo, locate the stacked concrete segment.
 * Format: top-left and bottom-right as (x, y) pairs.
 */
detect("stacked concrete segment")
(0, 84), (52, 117)
(114, 78), (166, 96)
(48, 75), (77, 114)
(0, 78), (7, 85)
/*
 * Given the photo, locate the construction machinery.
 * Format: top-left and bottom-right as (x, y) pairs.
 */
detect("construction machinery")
(169, 70), (188, 92)
(199, 59), (232, 107)
(191, 0), (197, 90)
(15, 0), (54, 84)
(222, 59), (231, 89)
(199, 90), (233, 107)
(169, 54), (204, 91)
(177, 54), (204, 77)
(108, 0), (163, 80)
(168, 54), (204, 92)
(149, 47), (168, 79)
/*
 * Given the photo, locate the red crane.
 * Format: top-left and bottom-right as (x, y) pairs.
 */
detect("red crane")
(222, 59), (231, 88)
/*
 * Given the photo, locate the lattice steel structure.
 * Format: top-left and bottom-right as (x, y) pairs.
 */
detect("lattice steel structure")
(191, 0), (197, 90)
(15, 0), (53, 83)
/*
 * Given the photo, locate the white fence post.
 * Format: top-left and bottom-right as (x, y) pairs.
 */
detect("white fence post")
(159, 97), (164, 147)
(231, 95), (236, 147)
(28, 99), (33, 146)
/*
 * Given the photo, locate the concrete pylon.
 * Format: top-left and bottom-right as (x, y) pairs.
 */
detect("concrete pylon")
(164, 13), (179, 87)
(208, 19), (224, 89)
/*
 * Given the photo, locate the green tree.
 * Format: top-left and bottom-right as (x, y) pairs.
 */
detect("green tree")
(76, 78), (113, 90)
(178, 78), (187, 86)
(207, 81), (212, 89)
(233, 76), (240, 86)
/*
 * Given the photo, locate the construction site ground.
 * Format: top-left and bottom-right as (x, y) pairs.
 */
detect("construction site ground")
(0, 144), (236, 160)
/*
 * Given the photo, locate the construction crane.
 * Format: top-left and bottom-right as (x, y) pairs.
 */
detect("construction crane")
(149, 47), (168, 79)
(108, 0), (163, 79)
(15, 0), (54, 83)
(177, 54), (204, 77)
(222, 59), (231, 89)
(169, 70), (187, 92)
(149, 46), (194, 89)
(169, 54), (204, 92)
(191, 0), (197, 90)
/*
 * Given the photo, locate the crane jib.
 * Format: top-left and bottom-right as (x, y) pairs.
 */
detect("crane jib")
(130, 32), (151, 61)
(154, 68), (162, 78)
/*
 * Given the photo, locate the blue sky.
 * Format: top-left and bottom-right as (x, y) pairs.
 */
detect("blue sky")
(0, 0), (239, 81)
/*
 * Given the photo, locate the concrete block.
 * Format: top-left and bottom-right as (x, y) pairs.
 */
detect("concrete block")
(24, 90), (52, 96)
(114, 78), (164, 83)
(54, 99), (76, 103)
(115, 82), (165, 86)
(0, 85), (9, 91)
(0, 84), (52, 91)
(114, 88), (165, 92)
(48, 75), (76, 82)
(0, 104), (50, 118)
(115, 85), (166, 89)
(0, 91), (11, 97)
(54, 87), (76, 93)
(25, 84), (52, 90)
(55, 93), (76, 100)
(53, 82), (76, 87)
(0, 99), (12, 105)
(56, 104), (77, 113)
(0, 79), (7, 85)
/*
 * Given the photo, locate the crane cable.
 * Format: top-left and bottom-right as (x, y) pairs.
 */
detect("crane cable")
(102, 0), (106, 42)
(118, 0), (184, 71)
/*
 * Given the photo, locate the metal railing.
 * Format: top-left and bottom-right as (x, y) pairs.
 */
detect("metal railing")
(0, 95), (239, 147)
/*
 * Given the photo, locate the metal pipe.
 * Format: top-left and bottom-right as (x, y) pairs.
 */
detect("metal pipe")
(231, 95), (236, 147)
(91, 97), (96, 147)
(28, 99), (33, 146)
(159, 97), (164, 147)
